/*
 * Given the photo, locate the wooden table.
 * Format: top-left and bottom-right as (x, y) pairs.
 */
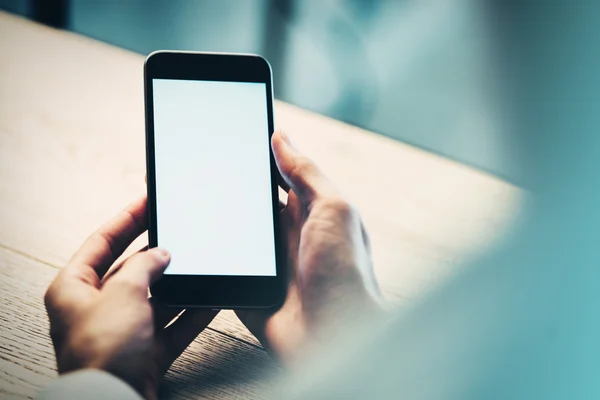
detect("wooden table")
(0, 11), (522, 399)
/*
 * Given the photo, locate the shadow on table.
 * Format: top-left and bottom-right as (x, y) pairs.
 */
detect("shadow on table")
(160, 329), (281, 399)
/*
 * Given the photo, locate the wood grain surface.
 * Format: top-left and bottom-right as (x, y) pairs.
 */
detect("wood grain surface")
(0, 11), (522, 399)
(0, 246), (279, 399)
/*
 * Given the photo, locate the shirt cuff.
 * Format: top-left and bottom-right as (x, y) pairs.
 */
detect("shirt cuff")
(37, 369), (143, 400)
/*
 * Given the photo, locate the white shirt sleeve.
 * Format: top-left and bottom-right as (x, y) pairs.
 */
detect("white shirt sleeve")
(37, 370), (143, 400)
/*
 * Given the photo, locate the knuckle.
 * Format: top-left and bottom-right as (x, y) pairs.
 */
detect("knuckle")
(324, 197), (356, 218)
(127, 250), (155, 266)
(44, 279), (80, 326)
(111, 275), (147, 293)
(44, 277), (62, 309)
(290, 157), (316, 182)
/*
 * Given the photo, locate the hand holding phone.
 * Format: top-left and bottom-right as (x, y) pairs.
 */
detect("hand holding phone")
(237, 130), (382, 365)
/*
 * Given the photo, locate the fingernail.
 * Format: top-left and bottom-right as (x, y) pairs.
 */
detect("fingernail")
(151, 247), (170, 260)
(278, 130), (294, 147)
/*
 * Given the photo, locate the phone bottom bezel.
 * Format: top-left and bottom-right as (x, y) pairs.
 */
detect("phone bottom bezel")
(150, 274), (286, 309)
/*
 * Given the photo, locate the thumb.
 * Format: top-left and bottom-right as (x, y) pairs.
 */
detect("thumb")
(271, 130), (337, 205)
(104, 248), (170, 293)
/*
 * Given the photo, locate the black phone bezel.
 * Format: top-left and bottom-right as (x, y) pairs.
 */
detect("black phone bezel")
(144, 51), (286, 309)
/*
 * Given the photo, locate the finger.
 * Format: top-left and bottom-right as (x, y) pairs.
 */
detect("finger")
(67, 196), (148, 284)
(101, 245), (149, 284)
(277, 170), (290, 192)
(157, 309), (219, 373)
(272, 129), (290, 193)
(234, 309), (281, 359)
(150, 297), (183, 329)
(103, 248), (170, 295)
(235, 309), (270, 342)
(271, 130), (337, 205)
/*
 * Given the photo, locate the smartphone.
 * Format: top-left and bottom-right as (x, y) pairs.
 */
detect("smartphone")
(144, 51), (286, 308)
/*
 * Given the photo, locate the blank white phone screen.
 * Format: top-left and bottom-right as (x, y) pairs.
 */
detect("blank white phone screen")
(152, 79), (276, 276)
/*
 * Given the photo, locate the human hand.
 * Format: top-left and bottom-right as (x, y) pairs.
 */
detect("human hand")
(44, 197), (218, 400)
(237, 130), (381, 366)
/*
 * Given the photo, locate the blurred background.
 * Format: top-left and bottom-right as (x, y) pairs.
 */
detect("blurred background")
(0, 0), (517, 182)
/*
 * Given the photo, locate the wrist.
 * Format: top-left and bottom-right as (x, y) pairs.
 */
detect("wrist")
(277, 290), (384, 368)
